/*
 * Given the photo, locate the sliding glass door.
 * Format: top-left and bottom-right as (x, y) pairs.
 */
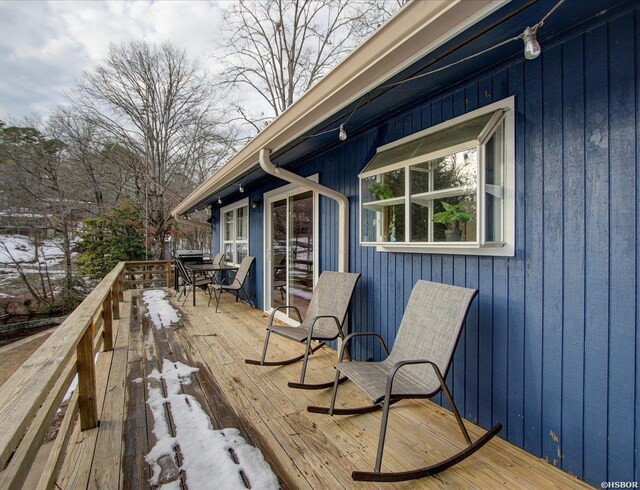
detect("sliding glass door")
(267, 190), (315, 322)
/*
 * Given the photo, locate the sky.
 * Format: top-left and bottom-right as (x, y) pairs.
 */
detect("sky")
(0, 1), (226, 122)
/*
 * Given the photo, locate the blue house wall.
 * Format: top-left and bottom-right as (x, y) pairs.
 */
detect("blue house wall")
(211, 7), (639, 485)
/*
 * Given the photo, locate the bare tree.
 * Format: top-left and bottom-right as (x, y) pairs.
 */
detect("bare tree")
(215, 0), (407, 130)
(0, 121), (81, 305)
(71, 41), (238, 258)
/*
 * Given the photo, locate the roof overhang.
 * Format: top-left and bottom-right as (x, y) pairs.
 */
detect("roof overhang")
(172, 0), (508, 216)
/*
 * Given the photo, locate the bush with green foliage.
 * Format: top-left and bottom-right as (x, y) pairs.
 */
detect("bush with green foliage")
(77, 201), (147, 280)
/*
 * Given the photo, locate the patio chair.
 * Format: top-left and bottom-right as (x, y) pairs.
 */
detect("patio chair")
(307, 280), (502, 482)
(210, 252), (224, 285)
(209, 256), (255, 312)
(176, 258), (212, 306)
(245, 271), (360, 390)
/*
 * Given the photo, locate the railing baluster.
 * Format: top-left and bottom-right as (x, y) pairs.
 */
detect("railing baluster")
(119, 271), (125, 301)
(103, 290), (114, 351)
(77, 322), (98, 430)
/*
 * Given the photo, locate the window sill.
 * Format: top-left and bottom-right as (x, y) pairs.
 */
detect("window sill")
(362, 242), (514, 257)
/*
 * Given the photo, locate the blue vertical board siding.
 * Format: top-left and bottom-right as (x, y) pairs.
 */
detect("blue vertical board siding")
(583, 23), (610, 485)
(636, 11), (640, 484)
(541, 44), (564, 466)
(507, 61), (526, 447)
(523, 55), (544, 457)
(607, 15), (636, 482)
(560, 34), (586, 478)
(211, 7), (640, 486)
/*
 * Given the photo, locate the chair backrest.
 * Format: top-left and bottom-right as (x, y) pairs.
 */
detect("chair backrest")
(212, 253), (224, 266)
(387, 280), (477, 392)
(302, 271), (361, 338)
(233, 256), (255, 287)
(175, 258), (191, 285)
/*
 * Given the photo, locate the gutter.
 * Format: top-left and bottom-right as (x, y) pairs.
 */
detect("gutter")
(259, 148), (349, 273)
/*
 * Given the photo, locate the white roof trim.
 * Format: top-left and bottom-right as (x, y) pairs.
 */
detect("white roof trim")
(173, 0), (509, 216)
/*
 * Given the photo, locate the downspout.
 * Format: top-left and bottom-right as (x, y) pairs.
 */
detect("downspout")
(259, 148), (349, 273)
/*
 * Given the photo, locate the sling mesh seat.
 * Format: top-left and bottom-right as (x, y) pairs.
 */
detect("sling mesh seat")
(245, 271), (360, 390)
(209, 256), (255, 312)
(308, 280), (502, 482)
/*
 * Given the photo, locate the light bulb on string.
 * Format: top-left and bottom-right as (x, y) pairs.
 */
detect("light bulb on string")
(338, 123), (347, 141)
(522, 26), (541, 60)
(217, 196), (222, 205)
(239, 184), (244, 193)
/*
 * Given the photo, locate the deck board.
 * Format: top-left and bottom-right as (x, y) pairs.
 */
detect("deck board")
(56, 288), (591, 489)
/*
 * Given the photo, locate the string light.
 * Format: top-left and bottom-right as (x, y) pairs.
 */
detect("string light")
(522, 26), (541, 60)
(239, 184), (244, 193)
(338, 123), (347, 141)
(217, 196), (222, 205)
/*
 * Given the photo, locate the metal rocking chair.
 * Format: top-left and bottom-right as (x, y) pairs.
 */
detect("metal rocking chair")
(245, 271), (360, 390)
(307, 280), (502, 482)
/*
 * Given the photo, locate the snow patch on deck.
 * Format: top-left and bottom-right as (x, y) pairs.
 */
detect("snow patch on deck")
(145, 359), (279, 489)
(142, 290), (180, 329)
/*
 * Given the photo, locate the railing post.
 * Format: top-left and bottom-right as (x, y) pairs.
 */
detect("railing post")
(166, 261), (172, 288)
(102, 290), (114, 351)
(77, 323), (98, 430)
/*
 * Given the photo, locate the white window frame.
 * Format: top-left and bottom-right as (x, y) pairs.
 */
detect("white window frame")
(359, 96), (515, 256)
(220, 198), (249, 265)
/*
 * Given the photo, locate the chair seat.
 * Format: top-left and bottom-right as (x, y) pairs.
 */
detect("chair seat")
(193, 276), (211, 287)
(212, 283), (240, 291)
(336, 360), (439, 403)
(269, 324), (336, 342)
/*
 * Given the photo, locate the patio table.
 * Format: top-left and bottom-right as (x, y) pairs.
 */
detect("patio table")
(185, 263), (239, 307)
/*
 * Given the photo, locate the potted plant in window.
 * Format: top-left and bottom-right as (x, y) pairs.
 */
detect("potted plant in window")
(432, 201), (470, 241)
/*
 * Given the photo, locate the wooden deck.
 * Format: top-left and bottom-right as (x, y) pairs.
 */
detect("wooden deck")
(55, 288), (591, 489)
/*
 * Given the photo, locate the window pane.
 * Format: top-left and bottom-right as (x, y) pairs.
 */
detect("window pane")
(223, 242), (233, 262)
(362, 204), (405, 242)
(361, 169), (405, 242)
(485, 124), (504, 242)
(236, 206), (248, 240)
(235, 242), (248, 263)
(361, 168), (405, 203)
(223, 211), (233, 241)
(433, 149), (477, 191)
(432, 195), (476, 242)
(360, 112), (496, 175)
(289, 192), (313, 317)
(410, 203), (430, 241)
(410, 148), (477, 243)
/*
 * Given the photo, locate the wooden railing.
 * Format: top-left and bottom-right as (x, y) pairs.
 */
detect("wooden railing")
(0, 260), (173, 490)
(124, 260), (174, 289)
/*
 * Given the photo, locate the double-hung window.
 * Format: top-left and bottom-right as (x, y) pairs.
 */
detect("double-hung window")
(221, 199), (249, 265)
(359, 97), (515, 256)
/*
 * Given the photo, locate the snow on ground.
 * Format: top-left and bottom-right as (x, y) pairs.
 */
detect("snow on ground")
(0, 234), (70, 298)
(145, 359), (279, 489)
(142, 290), (180, 329)
(0, 235), (65, 264)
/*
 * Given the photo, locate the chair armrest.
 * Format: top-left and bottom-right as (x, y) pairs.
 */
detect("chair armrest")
(268, 305), (303, 326)
(381, 359), (445, 403)
(307, 315), (342, 343)
(338, 332), (389, 363)
(219, 276), (241, 289)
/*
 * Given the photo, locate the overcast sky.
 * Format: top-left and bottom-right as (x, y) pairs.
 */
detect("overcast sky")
(0, 1), (226, 122)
